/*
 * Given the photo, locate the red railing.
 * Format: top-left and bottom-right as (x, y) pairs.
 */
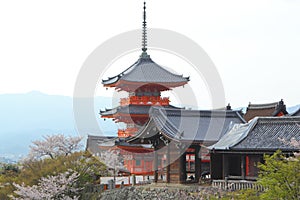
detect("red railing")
(120, 96), (170, 106)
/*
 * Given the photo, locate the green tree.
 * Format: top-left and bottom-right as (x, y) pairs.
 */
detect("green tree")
(1, 135), (109, 199)
(0, 163), (20, 200)
(258, 150), (300, 200)
(1, 151), (108, 199)
(19, 151), (108, 187)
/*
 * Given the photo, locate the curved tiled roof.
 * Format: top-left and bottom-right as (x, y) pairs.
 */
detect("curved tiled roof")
(86, 135), (117, 154)
(128, 107), (246, 143)
(247, 102), (278, 110)
(244, 100), (288, 122)
(291, 107), (300, 116)
(210, 116), (300, 151)
(102, 55), (189, 89)
(100, 104), (182, 116)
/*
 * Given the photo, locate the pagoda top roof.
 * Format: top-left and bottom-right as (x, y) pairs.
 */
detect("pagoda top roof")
(102, 54), (189, 90)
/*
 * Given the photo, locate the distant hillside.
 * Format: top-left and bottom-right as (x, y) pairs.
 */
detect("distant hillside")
(0, 91), (118, 158)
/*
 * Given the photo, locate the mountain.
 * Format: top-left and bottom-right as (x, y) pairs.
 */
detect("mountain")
(0, 91), (118, 159)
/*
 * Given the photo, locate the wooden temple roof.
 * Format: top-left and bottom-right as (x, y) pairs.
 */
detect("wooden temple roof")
(127, 107), (246, 144)
(100, 104), (181, 117)
(86, 135), (117, 154)
(102, 55), (189, 91)
(243, 99), (288, 122)
(209, 116), (300, 152)
(116, 142), (153, 153)
(290, 107), (300, 116)
(86, 135), (153, 154)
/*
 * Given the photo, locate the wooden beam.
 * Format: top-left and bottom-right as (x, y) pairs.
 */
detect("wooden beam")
(222, 154), (228, 179)
(195, 145), (201, 182)
(154, 150), (158, 183)
(241, 155), (246, 179)
(179, 152), (187, 183)
(166, 144), (170, 183)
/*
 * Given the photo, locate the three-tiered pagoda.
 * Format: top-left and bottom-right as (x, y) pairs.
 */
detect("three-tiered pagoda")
(93, 1), (247, 182)
(100, 2), (189, 138)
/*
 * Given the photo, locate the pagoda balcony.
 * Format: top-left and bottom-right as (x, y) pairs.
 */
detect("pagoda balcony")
(120, 96), (170, 106)
(118, 127), (139, 138)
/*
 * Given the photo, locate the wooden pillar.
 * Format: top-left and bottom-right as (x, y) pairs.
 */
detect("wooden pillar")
(154, 150), (158, 183)
(241, 155), (246, 179)
(222, 154), (228, 179)
(179, 152), (187, 183)
(194, 145), (201, 182)
(166, 144), (171, 183)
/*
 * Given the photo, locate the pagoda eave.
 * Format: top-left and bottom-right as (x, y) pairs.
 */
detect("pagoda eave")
(117, 145), (154, 153)
(104, 80), (188, 92)
(101, 112), (149, 117)
(116, 80), (188, 90)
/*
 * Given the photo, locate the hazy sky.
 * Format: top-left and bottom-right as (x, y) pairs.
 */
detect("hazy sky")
(0, 0), (299, 108)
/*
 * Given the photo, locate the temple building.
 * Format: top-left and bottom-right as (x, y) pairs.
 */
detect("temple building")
(243, 99), (288, 122)
(86, 1), (249, 182)
(209, 116), (300, 181)
(86, 1), (300, 184)
(100, 2), (189, 138)
(97, 1), (189, 176)
(127, 107), (245, 183)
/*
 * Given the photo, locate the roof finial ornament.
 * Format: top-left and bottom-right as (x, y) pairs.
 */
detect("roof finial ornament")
(141, 0), (149, 58)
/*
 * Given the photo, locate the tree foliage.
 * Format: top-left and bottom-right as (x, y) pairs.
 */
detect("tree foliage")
(13, 170), (80, 200)
(97, 149), (125, 177)
(28, 134), (83, 160)
(19, 151), (108, 186)
(258, 150), (300, 200)
(0, 163), (20, 199)
(0, 134), (108, 199)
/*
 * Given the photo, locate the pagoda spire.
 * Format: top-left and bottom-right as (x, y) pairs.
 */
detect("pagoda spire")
(141, 0), (149, 58)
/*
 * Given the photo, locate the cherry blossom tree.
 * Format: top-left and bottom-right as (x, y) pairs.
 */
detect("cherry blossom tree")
(0, 134), (108, 198)
(97, 149), (125, 181)
(28, 134), (83, 160)
(13, 170), (80, 200)
(289, 137), (300, 157)
(278, 137), (300, 158)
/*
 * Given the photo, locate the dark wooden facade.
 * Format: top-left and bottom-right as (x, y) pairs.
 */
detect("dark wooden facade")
(211, 152), (263, 180)
(209, 116), (300, 181)
(146, 141), (203, 184)
(127, 107), (246, 183)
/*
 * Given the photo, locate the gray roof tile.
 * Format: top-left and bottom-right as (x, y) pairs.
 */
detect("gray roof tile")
(210, 116), (300, 151)
(244, 100), (288, 121)
(129, 107), (246, 143)
(291, 107), (300, 116)
(102, 56), (189, 86)
(100, 105), (181, 116)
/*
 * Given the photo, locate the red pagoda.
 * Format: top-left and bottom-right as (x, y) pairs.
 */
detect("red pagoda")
(94, 1), (247, 180)
(100, 2), (189, 138)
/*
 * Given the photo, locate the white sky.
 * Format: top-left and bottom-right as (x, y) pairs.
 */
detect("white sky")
(0, 0), (299, 108)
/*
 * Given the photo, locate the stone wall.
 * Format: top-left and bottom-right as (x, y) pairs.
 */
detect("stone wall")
(99, 185), (226, 200)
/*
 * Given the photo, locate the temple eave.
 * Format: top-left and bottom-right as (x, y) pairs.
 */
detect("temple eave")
(101, 113), (149, 119)
(104, 80), (188, 91)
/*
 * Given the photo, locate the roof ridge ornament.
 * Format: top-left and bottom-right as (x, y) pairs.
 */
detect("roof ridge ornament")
(141, 0), (150, 58)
